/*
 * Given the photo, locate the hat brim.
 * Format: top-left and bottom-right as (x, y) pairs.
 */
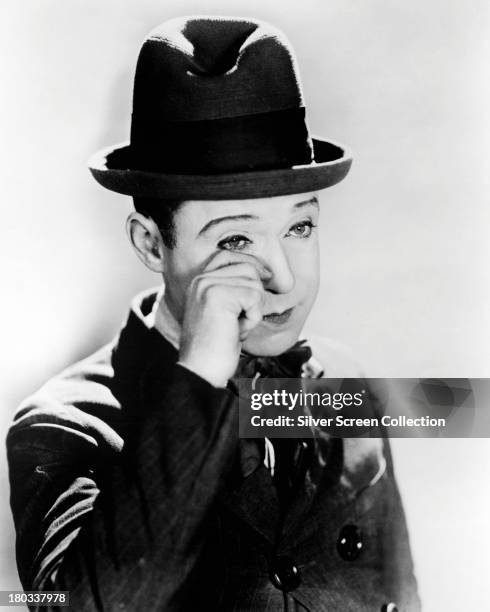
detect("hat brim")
(88, 137), (352, 200)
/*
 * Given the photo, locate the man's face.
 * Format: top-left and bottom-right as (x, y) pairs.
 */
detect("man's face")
(162, 191), (320, 356)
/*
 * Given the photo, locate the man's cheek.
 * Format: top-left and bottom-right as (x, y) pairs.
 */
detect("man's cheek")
(291, 243), (319, 278)
(293, 265), (320, 301)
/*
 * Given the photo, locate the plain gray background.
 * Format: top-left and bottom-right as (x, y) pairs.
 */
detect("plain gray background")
(1, 1), (489, 609)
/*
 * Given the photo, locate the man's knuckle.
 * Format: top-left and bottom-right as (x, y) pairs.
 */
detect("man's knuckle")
(189, 274), (206, 292)
(203, 284), (225, 304)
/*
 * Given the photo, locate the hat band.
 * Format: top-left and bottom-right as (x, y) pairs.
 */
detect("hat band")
(129, 107), (314, 174)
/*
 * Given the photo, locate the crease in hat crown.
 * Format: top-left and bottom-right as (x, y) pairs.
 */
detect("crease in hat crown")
(89, 15), (353, 200)
(131, 16), (305, 122)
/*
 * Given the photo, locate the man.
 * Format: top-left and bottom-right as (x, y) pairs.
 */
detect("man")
(7, 16), (420, 612)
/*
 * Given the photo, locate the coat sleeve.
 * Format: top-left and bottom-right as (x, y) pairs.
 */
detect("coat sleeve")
(6, 362), (239, 611)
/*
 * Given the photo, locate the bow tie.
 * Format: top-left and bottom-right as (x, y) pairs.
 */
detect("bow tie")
(234, 339), (312, 380)
(232, 339), (315, 503)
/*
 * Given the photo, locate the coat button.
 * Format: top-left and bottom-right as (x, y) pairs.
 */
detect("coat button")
(337, 524), (363, 561)
(381, 604), (398, 612)
(269, 556), (301, 591)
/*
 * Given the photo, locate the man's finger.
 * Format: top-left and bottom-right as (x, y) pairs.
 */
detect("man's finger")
(203, 250), (272, 281)
(189, 274), (264, 303)
(196, 262), (262, 282)
(239, 301), (263, 336)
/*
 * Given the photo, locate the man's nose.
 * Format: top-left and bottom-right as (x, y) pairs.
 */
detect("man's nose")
(260, 243), (295, 294)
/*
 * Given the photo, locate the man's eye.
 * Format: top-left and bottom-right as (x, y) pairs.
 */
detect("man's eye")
(217, 235), (250, 251)
(287, 220), (316, 238)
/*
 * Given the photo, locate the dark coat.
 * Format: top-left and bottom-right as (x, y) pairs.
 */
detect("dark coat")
(6, 292), (420, 612)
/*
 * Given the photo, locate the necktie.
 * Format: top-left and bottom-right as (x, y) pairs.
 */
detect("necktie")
(232, 340), (315, 505)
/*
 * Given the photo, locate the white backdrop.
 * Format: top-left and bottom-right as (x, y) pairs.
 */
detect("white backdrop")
(1, 1), (489, 609)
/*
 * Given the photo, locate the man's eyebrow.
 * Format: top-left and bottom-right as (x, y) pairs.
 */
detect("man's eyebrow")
(293, 196), (319, 210)
(197, 197), (318, 236)
(198, 214), (259, 236)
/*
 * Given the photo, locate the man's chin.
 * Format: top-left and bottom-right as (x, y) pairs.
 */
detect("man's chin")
(242, 327), (301, 357)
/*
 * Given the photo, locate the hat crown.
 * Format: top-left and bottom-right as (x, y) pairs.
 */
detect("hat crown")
(172, 18), (257, 76)
(130, 16), (313, 174)
(132, 16), (304, 123)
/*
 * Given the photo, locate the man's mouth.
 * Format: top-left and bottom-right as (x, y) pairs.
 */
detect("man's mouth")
(262, 307), (294, 325)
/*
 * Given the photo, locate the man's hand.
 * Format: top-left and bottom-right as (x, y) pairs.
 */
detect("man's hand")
(178, 252), (271, 388)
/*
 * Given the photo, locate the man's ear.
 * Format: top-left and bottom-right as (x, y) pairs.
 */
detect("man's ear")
(126, 212), (165, 273)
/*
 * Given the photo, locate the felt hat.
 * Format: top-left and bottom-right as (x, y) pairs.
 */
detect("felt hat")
(88, 16), (352, 200)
